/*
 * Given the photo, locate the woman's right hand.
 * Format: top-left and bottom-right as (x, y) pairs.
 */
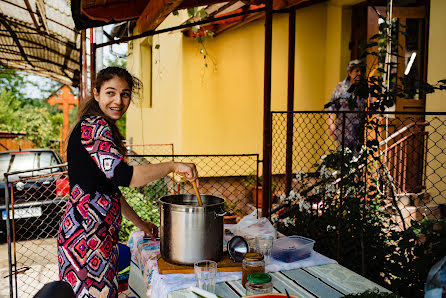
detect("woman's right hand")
(173, 162), (199, 186)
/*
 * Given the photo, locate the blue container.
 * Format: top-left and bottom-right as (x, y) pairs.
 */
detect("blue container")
(271, 236), (315, 263)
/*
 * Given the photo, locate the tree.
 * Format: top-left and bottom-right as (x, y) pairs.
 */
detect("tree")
(0, 68), (65, 149)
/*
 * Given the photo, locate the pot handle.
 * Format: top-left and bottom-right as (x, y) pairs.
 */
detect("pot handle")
(214, 208), (232, 218)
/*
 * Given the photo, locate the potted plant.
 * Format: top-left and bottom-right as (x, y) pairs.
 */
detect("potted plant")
(242, 174), (277, 208)
(223, 201), (243, 224)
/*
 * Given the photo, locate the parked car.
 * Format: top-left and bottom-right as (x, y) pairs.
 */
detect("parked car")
(0, 149), (68, 243)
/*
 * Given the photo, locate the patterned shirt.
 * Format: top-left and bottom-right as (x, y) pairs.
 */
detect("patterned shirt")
(327, 77), (366, 151)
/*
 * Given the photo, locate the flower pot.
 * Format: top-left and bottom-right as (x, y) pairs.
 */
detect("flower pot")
(224, 215), (238, 224)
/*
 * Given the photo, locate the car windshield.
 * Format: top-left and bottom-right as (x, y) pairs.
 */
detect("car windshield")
(0, 152), (62, 177)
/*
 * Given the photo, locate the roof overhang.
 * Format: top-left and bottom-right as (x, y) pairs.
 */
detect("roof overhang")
(0, 0), (80, 86)
(71, 0), (320, 36)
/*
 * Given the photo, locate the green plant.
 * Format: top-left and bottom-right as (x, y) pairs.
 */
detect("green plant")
(273, 6), (446, 298)
(118, 178), (168, 242)
(173, 7), (217, 70)
(0, 89), (63, 149)
(242, 173), (278, 191)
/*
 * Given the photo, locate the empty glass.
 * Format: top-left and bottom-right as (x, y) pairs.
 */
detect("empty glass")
(194, 260), (217, 293)
(255, 235), (274, 263)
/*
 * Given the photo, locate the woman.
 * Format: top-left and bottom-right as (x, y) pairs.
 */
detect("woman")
(57, 67), (198, 297)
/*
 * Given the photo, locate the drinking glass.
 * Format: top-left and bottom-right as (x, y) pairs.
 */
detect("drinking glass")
(194, 260), (217, 293)
(255, 235), (274, 263)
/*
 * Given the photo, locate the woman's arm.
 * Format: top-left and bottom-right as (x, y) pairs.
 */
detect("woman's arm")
(129, 161), (198, 187)
(120, 196), (158, 240)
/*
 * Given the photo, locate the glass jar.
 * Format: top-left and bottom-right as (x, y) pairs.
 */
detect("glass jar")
(242, 252), (265, 288)
(245, 272), (273, 295)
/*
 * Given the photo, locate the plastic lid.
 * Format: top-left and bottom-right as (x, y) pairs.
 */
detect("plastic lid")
(244, 252), (264, 261)
(247, 272), (272, 284)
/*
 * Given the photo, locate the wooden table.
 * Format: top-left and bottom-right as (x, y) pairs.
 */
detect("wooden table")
(128, 260), (391, 298)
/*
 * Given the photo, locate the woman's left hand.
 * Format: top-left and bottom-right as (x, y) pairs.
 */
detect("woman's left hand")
(137, 221), (159, 240)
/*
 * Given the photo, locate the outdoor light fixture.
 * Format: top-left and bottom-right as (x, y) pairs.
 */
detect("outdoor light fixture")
(405, 52), (417, 75)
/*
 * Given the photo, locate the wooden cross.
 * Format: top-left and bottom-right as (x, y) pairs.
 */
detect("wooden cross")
(47, 85), (79, 158)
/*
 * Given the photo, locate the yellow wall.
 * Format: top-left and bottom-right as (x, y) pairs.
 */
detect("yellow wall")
(425, 0), (446, 204)
(127, 2), (354, 175)
(126, 12), (188, 155)
(181, 4), (336, 154)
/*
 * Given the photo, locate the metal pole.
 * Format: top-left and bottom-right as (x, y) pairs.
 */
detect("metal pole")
(285, 8), (296, 196)
(90, 29), (96, 92)
(337, 112), (346, 262)
(4, 174), (13, 298)
(10, 181), (17, 298)
(95, 27), (103, 72)
(262, 0), (273, 218)
(95, 8), (266, 49)
(82, 30), (87, 102)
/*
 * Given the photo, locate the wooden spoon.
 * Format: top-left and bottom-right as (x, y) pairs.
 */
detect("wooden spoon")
(191, 180), (203, 206)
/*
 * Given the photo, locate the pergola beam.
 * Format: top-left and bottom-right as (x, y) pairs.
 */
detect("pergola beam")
(0, 17), (34, 68)
(23, 0), (40, 31)
(136, 0), (183, 33)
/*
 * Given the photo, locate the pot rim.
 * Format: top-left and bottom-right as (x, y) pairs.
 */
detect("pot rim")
(160, 194), (225, 209)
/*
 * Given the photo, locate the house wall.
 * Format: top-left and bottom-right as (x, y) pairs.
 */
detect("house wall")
(425, 0), (446, 204)
(180, 3), (350, 174)
(126, 12), (188, 155)
(126, 2), (355, 175)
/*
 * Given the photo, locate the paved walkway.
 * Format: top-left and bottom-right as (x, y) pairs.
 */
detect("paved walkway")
(0, 238), (59, 298)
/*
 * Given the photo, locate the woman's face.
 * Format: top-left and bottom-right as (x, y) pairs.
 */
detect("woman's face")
(93, 76), (131, 121)
(348, 67), (363, 85)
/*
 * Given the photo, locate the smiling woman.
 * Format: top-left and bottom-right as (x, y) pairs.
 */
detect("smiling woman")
(93, 76), (132, 121)
(57, 67), (199, 297)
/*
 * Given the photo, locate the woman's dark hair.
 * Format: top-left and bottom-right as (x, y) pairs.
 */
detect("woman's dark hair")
(70, 67), (142, 156)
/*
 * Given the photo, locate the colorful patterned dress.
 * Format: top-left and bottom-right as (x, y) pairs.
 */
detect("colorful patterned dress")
(57, 115), (133, 297)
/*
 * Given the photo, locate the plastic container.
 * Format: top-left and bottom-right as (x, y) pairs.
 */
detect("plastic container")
(245, 272), (273, 295)
(271, 236), (315, 263)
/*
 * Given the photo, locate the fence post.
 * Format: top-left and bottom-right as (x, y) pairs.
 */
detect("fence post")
(337, 111), (346, 262)
(285, 8), (296, 196)
(4, 174), (13, 298)
(262, 0), (273, 218)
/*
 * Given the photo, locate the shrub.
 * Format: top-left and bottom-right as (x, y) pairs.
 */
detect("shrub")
(119, 178), (168, 242)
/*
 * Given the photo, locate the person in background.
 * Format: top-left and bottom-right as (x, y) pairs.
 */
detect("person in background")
(57, 67), (199, 297)
(326, 59), (367, 153)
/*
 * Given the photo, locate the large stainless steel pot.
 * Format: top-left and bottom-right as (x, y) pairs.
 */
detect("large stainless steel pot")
(160, 194), (225, 265)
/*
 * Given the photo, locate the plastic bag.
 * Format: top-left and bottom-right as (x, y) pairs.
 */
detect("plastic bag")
(425, 256), (446, 298)
(232, 210), (276, 249)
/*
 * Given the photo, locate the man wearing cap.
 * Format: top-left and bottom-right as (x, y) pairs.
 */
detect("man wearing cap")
(326, 59), (367, 153)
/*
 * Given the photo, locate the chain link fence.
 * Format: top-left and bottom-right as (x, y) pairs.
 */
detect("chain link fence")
(271, 111), (446, 296)
(3, 153), (259, 297)
(3, 165), (68, 298)
(127, 154), (260, 217)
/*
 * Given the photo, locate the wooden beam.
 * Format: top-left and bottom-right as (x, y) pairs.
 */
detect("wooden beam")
(35, 0), (49, 33)
(23, 0), (41, 31)
(0, 17), (34, 68)
(177, 0), (233, 10)
(136, 0), (183, 33)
